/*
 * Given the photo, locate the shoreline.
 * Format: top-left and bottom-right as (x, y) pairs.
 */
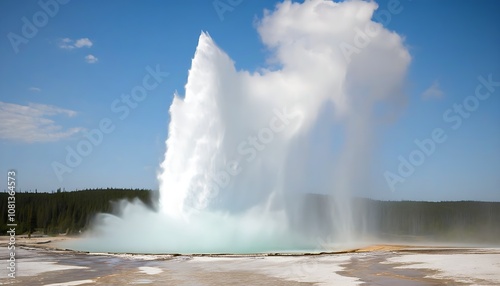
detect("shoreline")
(2, 235), (498, 256)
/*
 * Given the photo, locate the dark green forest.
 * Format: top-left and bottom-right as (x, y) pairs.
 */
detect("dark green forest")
(355, 199), (500, 243)
(0, 188), (155, 235)
(1, 189), (499, 244)
(293, 194), (500, 244)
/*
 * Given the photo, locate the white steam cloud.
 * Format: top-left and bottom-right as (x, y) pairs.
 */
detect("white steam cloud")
(65, 0), (410, 254)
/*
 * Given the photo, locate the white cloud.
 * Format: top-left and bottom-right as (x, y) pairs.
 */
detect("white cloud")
(59, 37), (93, 49)
(29, 87), (41, 92)
(85, 54), (98, 64)
(422, 81), (444, 99)
(0, 101), (83, 143)
(75, 38), (93, 48)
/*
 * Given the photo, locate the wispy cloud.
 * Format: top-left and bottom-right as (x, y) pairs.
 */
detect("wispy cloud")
(59, 38), (73, 49)
(29, 87), (41, 92)
(59, 37), (93, 49)
(85, 54), (98, 64)
(0, 101), (83, 143)
(421, 80), (444, 100)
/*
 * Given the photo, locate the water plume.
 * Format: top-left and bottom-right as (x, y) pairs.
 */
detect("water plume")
(66, 0), (410, 254)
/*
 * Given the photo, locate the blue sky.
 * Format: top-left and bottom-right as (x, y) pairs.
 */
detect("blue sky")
(0, 0), (499, 201)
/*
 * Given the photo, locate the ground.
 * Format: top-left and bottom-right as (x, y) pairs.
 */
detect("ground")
(0, 236), (499, 285)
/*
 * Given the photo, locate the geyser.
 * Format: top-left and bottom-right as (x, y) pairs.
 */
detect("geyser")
(66, 0), (410, 254)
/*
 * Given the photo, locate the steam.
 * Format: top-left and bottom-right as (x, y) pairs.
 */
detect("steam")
(66, 0), (410, 254)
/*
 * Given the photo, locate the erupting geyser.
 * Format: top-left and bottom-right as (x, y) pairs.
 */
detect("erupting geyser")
(66, 0), (410, 254)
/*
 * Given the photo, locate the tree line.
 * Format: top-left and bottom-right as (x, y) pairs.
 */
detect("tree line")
(0, 188), (155, 235)
(354, 198), (500, 243)
(1, 189), (499, 244)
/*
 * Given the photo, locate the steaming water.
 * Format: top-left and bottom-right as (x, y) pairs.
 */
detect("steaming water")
(66, 0), (410, 254)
